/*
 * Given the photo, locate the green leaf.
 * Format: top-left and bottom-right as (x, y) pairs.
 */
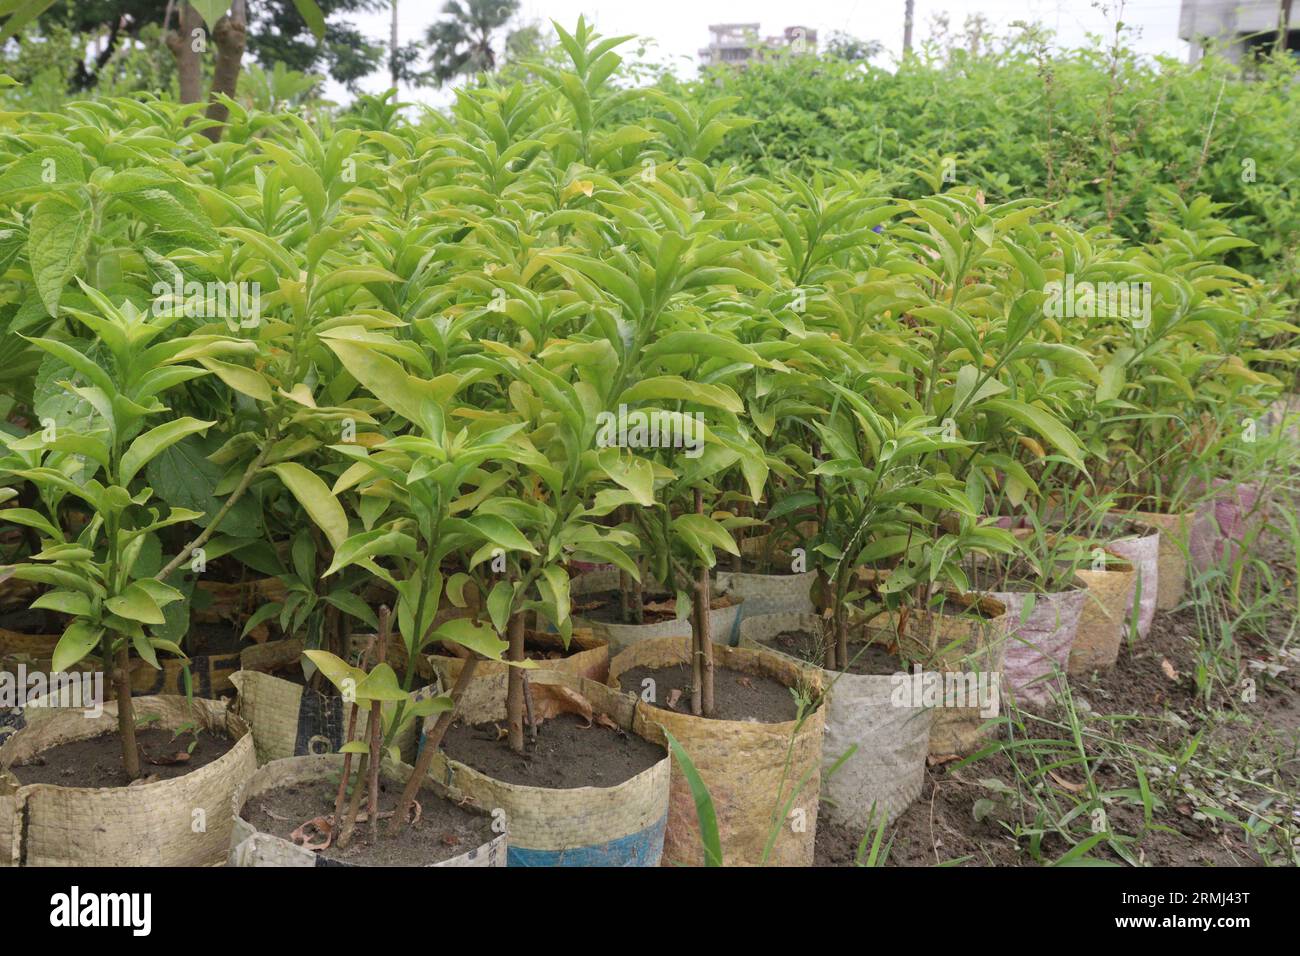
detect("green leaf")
(303, 649), (367, 697)
(673, 513), (741, 566)
(468, 514), (538, 555)
(188, 0), (231, 29)
(618, 376), (744, 414)
(355, 663), (410, 702)
(486, 580), (514, 636)
(663, 728), (722, 866)
(28, 190), (93, 315)
(597, 449), (656, 506)
(106, 581), (166, 625)
(983, 399), (1087, 471)
(51, 620), (103, 672)
(540, 565), (571, 626)
(431, 616), (510, 660)
(196, 358), (272, 401)
(323, 590), (379, 629)
(30, 589), (92, 617)
(290, 0), (327, 40)
(269, 462), (349, 551)
(119, 417), (215, 486)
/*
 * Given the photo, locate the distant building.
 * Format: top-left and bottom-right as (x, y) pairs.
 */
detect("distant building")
(1178, 0), (1298, 63)
(698, 23), (818, 68)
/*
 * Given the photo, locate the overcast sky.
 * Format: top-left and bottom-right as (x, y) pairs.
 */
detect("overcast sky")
(325, 0), (1191, 105)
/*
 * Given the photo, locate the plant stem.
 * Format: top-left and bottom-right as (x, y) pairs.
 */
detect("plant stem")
(114, 643), (141, 780)
(368, 607), (389, 846)
(156, 429), (277, 583)
(337, 753), (368, 850)
(506, 611), (526, 754)
(332, 699), (361, 836)
(390, 655), (479, 836)
(693, 488), (715, 718)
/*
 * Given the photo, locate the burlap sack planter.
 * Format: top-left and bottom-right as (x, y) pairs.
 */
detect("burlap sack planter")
(423, 671), (670, 867)
(425, 628), (609, 726)
(1104, 528), (1159, 639)
(872, 596), (1008, 756)
(1068, 552), (1136, 676)
(737, 612), (930, 829)
(713, 568), (816, 619)
(231, 639), (434, 765)
(571, 568), (745, 653)
(979, 583), (1086, 710)
(0, 695), (255, 866)
(228, 754), (506, 867)
(607, 636), (825, 867)
(1122, 509), (1193, 610)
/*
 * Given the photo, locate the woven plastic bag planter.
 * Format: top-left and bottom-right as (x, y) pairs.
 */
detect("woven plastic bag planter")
(738, 612), (930, 829)
(1068, 552), (1136, 676)
(979, 582), (1086, 709)
(1104, 528), (1159, 639)
(873, 595), (1008, 756)
(571, 568), (745, 653)
(0, 696), (255, 866)
(713, 567), (816, 620)
(425, 628), (609, 725)
(228, 754), (506, 867)
(1123, 509), (1193, 610)
(423, 672), (670, 867)
(1190, 479), (1266, 572)
(607, 636), (824, 866)
(231, 639), (433, 765)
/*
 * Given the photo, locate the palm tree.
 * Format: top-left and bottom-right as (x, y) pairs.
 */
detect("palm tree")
(425, 0), (519, 87)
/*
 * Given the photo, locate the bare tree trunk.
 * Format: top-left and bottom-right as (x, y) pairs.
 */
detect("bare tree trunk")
(390, 0), (400, 88)
(506, 611), (526, 754)
(165, 3), (204, 106)
(203, 2), (248, 142)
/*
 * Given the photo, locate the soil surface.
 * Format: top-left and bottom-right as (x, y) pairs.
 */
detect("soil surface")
(441, 712), (665, 788)
(434, 633), (592, 665)
(575, 590), (736, 626)
(759, 629), (902, 677)
(240, 775), (492, 866)
(618, 662), (800, 722)
(11, 727), (236, 788)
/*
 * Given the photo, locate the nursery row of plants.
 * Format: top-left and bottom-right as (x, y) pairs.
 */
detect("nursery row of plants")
(0, 19), (1296, 867)
(660, 22), (1300, 300)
